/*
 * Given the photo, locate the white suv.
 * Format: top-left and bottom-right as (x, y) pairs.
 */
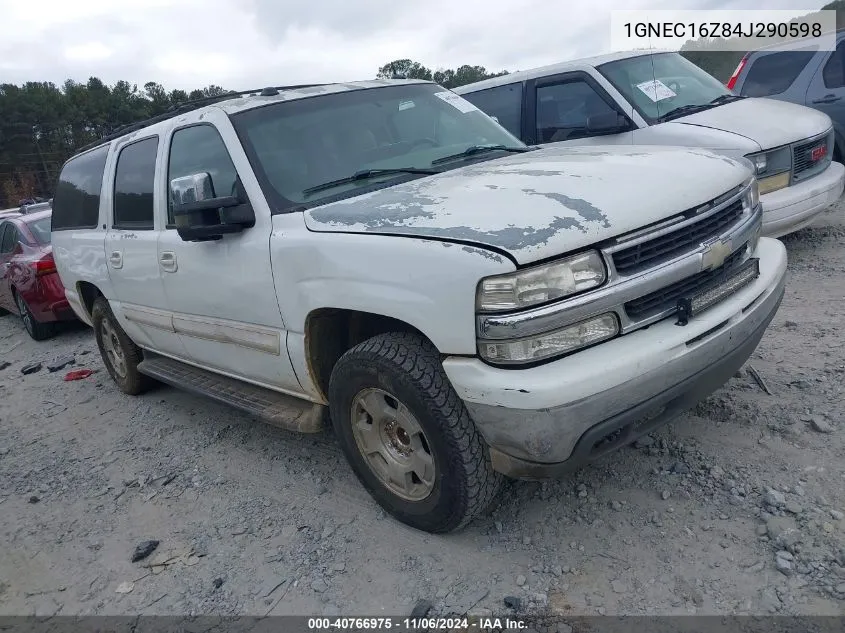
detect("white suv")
(52, 80), (787, 533)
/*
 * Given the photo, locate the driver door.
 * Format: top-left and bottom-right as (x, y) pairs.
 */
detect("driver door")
(156, 109), (302, 394)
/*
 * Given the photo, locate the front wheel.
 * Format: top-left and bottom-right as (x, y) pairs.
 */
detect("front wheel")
(91, 297), (153, 395)
(328, 332), (502, 533)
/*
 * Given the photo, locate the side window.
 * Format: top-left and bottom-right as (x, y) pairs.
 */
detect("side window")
(167, 125), (238, 225)
(113, 137), (158, 230)
(462, 84), (523, 137)
(823, 42), (845, 89)
(536, 80), (618, 143)
(52, 144), (109, 231)
(740, 50), (816, 97)
(0, 224), (18, 253)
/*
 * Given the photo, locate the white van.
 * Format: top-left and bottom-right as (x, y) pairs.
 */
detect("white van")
(455, 50), (845, 238)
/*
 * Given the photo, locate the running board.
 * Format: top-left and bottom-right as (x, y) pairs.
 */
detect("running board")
(137, 353), (325, 433)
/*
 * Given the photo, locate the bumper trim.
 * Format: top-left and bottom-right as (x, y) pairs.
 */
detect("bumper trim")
(488, 280), (784, 479)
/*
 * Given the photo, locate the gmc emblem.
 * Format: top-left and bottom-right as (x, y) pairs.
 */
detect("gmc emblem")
(811, 145), (827, 161)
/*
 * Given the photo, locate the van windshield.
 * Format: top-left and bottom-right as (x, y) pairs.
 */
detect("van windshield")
(598, 52), (734, 123)
(230, 83), (524, 208)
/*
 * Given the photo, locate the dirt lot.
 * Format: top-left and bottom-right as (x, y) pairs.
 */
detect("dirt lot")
(1, 203), (844, 619)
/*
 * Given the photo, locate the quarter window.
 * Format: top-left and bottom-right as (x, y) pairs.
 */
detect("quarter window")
(536, 80), (618, 143)
(113, 137), (159, 230)
(0, 224), (17, 253)
(167, 125), (239, 225)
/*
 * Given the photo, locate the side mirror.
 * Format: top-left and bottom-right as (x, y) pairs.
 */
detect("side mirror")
(586, 112), (630, 136)
(170, 173), (255, 242)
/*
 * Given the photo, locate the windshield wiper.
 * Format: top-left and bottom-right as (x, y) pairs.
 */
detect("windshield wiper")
(431, 144), (533, 166)
(656, 103), (716, 122)
(709, 94), (746, 105)
(302, 167), (439, 196)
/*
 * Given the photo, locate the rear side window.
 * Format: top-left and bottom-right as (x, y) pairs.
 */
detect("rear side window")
(461, 83), (523, 137)
(740, 50), (816, 97)
(113, 137), (159, 230)
(0, 224), (17, 253)
(51, 145), (109, 231)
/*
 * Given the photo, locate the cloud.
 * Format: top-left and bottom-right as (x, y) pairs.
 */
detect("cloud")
(0, 0), (829, 91)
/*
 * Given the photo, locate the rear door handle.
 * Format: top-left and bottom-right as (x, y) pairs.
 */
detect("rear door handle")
(109, 251), (123, 269)
(159, 251), (177, 273)
(813, 94), (842, 104)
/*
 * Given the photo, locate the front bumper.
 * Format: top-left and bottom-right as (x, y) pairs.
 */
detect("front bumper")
(760, 161), (844, 239)
(443, 237), (787, 478)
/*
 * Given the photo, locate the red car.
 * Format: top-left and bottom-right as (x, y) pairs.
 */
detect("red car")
(0, 210), (76, 340)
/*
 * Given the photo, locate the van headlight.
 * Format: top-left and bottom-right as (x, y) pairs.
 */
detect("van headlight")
(476, 251), (606, 312)
(480, 313), (620, 363)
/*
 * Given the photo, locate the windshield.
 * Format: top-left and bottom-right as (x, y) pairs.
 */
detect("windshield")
(231, 83), (524, 207)
(598, 52), (732, 123)
(28, 216), (51, 244)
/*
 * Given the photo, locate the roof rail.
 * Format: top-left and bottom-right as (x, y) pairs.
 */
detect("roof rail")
(74, 84), (328, 154)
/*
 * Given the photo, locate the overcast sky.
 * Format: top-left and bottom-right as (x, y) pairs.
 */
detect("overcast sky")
(0, 0), (827, 91)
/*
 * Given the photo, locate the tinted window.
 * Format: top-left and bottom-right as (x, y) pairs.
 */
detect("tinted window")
(28, 216), (52, 244)
(0, 224), (18, 253)
(823, 43), (845, 89)
(741, 50), (816, 97)
(168, 126), (239, 224)
(536, 81), (618, 143)
(52, 145), (109, 231)
(113, 137), (158, 229)
(462, 83), (523, 137)
(231, 83), (523, 207)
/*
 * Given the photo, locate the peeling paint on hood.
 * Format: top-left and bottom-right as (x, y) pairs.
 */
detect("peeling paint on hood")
(304, 144), (752, 265)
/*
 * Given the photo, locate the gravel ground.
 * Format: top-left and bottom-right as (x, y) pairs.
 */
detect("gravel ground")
(1, 203), (844, 618)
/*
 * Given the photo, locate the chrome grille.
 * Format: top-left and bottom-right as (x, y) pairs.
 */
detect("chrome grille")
(612, 199), (744, 274)
(792, 130), (833, 183)
(625, 246), (747, 320)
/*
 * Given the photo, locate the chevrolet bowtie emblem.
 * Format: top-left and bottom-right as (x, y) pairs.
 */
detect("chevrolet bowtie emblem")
(701, 239), (732, 271)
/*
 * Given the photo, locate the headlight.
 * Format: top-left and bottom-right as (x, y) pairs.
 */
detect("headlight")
(477, 251), (606, 312)
(745, 147), (790, 194)
(480, 313), (619, 363)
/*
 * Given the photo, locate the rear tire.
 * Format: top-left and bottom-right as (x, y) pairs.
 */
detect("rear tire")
(14, 291), (56, 341)
(328, 332), (502, 533)
(91, 297), (152, 395)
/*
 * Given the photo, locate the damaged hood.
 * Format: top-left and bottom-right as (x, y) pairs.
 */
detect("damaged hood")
(673, 98), (832, 150)
(304, 145), (751, 265)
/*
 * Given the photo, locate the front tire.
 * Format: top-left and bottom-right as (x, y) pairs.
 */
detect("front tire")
(14, 291), (55, 341)
(328, 332), (502, 533)
(91, 297), (152, 395)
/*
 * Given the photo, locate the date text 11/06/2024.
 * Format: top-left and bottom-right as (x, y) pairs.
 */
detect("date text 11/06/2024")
(307, 617), (529, 630)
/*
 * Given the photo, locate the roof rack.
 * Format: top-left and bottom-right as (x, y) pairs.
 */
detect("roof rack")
(74, 84), (328, 154)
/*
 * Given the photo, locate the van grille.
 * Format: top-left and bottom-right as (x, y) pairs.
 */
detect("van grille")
(624, 246), (747, 320)
(792, 131), (833, 182)
(613, 199), (744, 274)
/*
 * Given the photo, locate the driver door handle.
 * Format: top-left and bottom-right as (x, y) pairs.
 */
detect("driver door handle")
(159, 251), (177, 273)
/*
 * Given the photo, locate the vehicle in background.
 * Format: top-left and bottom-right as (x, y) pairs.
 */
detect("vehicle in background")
(52, 80), (786, 533)
(0, 209), (76, 340)
(728, 30), (845, 169)
(454, 50), (845, 239)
